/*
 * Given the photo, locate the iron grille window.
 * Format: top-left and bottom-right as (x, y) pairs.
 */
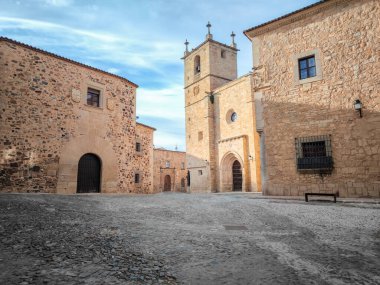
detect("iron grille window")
(87, 88), (100, 107)
(134, 173), (140, 183)
(298, 56), (316, 80)
(136, 142), (141, 152)
(295, 135), (333, 172)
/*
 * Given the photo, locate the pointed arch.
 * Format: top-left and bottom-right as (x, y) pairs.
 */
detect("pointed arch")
(219, 151), (244, 192)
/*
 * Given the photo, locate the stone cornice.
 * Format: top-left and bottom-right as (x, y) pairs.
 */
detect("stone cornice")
(181, 38), (238, 60)
(184, 74), (232, 89)
(244, 0), (349, 39)
(218, 135), (247, 144)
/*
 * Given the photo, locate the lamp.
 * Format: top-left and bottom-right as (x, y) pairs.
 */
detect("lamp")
(354, 99), (362, 118)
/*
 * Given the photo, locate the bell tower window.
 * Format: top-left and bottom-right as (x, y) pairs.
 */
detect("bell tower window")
(194, 55), (201, 74)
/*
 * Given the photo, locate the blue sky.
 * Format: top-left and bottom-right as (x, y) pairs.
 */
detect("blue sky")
(0, 0), (319, 151)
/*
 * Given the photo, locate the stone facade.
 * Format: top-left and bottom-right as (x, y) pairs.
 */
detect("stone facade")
(183, 34), (261, 193)
(245, 0), (380, 197)
(153, 148), (187, 193)
(0, 37), (155, 194)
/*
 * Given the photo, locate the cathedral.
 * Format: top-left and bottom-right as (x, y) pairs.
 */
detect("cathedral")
(183, 25), (260, 193)
(184, 0), (380, 197)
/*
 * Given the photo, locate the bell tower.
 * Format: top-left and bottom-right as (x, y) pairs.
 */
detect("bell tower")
(183, 22), (238, 192)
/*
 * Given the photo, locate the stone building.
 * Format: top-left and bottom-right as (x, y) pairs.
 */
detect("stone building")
(244, 0), (380, 198)
(153, 148), (187, 192)
(184, 0), (379, 197)
(0, 37), (155, 194)
(183, 25), (261, 193)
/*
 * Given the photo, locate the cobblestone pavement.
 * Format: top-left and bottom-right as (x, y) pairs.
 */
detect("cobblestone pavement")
(0, 193), (379, 285)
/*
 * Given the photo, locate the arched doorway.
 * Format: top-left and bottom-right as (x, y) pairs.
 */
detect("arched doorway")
(220, 152), (244, 192)
(77, 153), (101, 193)
(232, 160), (242, 191)
(164, 175), (171, 191)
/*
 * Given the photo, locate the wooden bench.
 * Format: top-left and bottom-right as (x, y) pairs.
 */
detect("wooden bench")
(305, 193), (337, 203)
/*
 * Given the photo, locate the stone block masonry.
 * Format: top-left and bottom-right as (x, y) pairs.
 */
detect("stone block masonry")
(245, 0), (380, 197)
(0, 37), (155, 193)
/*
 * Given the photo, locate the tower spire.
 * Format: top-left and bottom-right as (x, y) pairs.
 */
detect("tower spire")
(184, 39), (189, 56)
(206, 21), (213, 40)
(230, 31), (236, 48)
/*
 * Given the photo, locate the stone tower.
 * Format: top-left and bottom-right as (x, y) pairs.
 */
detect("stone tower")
(183, 23), (238, 192)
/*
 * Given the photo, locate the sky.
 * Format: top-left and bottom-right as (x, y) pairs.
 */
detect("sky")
(0, 0), (319, 151)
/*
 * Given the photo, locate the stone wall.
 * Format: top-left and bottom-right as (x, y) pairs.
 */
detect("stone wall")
(247, 0), (380, 197)
(0, 38), (155, 194)
(214, 74), (261, 192)
(135, 123), (155, 193)
(183, 39), (238, 193)
(153, 149), (187, 193)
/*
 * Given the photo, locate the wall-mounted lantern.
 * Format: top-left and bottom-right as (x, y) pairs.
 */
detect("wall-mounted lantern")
(354, 99), (363, 118)
(248, 155), (253, 161)
(209, 94), (214, 104)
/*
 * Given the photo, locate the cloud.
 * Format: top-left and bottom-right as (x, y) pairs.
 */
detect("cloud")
(136, 84), (185, 120)
(106, 67), (120, 74)
(0, 16), (181, 72)
(43, 0), (72, 7)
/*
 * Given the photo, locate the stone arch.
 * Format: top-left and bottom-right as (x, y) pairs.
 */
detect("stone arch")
(164, 175), (171, 191)
(57, 135), (118, 194)
(77, 153), (101, 193)
(220, 151), (245, 192)
(194, 55), (201, 74)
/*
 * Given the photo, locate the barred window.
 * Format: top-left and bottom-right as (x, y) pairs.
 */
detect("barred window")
(295, 135), (333, 172)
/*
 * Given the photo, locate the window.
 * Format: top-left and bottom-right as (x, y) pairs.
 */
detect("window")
(231, 112), (238, 122)
(87, 87), (100, 107)
(194, 55), (201, 74)
(295, 135), (333, 172)
(134, 173), (140, 183)
(165, 161), (170, 168)
(298, 56), (316, 80)
(198, 131), (203, 141)
(221, 50), (226, 58)
(226, 109), (237, 124)
(136, 142), (141, 152)
(181, 162), (185, 170)
(198, 170), (203, 175)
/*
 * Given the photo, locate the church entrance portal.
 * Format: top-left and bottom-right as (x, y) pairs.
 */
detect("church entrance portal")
(232, 160), (242, 191)
(77, 153), (101, 193)
(164, 175), (171, 191)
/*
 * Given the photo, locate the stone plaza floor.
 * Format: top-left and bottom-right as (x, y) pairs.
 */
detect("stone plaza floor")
(0, 193), (379, 284)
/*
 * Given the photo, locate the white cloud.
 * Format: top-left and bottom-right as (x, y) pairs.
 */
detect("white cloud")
(43, 0), (72, 7)
(136, 84), (185, 120)
(0, 17), (181, 72)
(106, 67), (120, 74)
